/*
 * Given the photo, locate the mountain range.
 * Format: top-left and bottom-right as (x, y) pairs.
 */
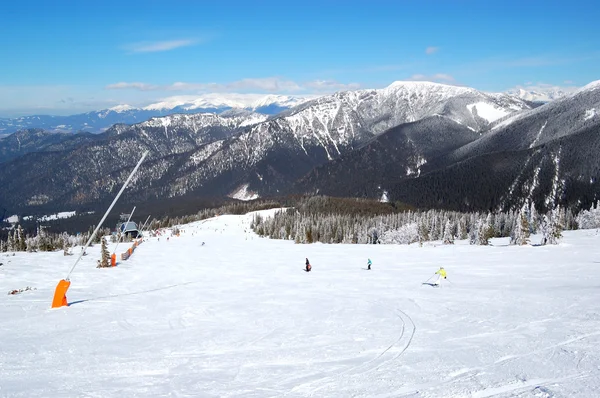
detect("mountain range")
(505, 86), (575, 103)
(0, 94), (310, 135)
(1, 80), (598, 218)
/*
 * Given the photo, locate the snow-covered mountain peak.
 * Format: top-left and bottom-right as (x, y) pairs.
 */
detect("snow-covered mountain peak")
(385, 81), (473, 95)
(108, 104), (135, 112)
(576, 80), (600, 94)
(142, 93), (312, 113)
(250, 94), (312, 110)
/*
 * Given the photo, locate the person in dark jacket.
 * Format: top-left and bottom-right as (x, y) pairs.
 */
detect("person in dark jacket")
(305, 258), (312, 272)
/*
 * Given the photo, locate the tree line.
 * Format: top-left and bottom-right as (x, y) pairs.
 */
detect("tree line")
(251, 196), (579, 246)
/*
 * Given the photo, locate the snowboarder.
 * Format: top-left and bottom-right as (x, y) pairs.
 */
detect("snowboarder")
(434, 267), (447, 286)
(305, 258), (312, 272)
(367, 258), (372, 270)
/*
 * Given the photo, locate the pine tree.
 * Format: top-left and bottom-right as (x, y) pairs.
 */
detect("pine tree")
(442, 219), (455, 244)
(477, 219), (490, 245)
(511, 206), (530, 245)
(16, 225), (26, 251)
(543, 207), (563, 245)
(458, 216), (468, 240)
(97, 237), (111, 268)
(7, 230), (15, 252)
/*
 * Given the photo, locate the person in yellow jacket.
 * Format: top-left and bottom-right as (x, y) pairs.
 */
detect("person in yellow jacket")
(434, 267), (447, 286)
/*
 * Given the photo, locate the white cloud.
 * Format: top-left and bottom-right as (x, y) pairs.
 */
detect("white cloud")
(105, 77), (358, 94)
(304, 80), (361, 92)
(124, 39), (198, 53)
(564, 80), (575, 84)
(105, 82), (159, 91)
(214, 77), (302, 92)
(425, 46), (439, 55)
(409, 73), (455, 83)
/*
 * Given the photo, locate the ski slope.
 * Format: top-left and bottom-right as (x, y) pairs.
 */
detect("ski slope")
(2, 210), (600, 397)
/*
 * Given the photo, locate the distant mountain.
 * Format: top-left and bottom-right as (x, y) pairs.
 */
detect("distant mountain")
(0, 110), (267, 209)
(0, 81), (530, 212)
(0, 94), (311, 135)
(505, 86), (576, 103)
(0, 129), (100, 164)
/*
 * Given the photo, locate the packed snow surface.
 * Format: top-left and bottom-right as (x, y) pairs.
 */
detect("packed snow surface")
(2, 211), (600, 397)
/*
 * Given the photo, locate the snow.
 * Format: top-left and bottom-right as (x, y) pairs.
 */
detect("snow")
(2, 213), (600, 397)
(4, 214), (19, 223)
(250, 94), (314, 110)
(584, 108), (597, 121)
(23, 211), (77, 222)
(467, 102), (510, 123)
(505, 87), (574, 102)
(40, 211), (77, 221)
(380, 190), (389, 203)
(576, 80), (600, 94)
(108, 104), (135, 112)
(142, 94), (312, 112)
(228, 183), (259, 201)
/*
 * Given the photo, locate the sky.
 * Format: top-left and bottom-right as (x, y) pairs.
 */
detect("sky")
(0, 0), (599, 116)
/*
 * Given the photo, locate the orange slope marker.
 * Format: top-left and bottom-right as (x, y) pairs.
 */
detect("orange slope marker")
(51, 279), (71, 308)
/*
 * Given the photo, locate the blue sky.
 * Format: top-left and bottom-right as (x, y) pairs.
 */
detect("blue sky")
(0, 0), (599, 116)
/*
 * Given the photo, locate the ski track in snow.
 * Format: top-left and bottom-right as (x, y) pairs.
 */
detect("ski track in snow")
(2, 211), (600, 397)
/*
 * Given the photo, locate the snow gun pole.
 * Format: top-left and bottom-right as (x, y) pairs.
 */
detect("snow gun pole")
(138, 215), (151, 238)
(111, 206), (136, 266)
(51, 151), (149, 308)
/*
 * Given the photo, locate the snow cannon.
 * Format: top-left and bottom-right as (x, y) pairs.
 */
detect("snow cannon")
(51, 279), (71, 308)
(111, 253), (117, 267)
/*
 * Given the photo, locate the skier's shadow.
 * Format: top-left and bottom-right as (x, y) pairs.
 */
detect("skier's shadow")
(68, 281), (198, 306)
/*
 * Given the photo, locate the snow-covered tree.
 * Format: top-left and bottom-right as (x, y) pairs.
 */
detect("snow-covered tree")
(477, 219), (491, 246)
(511, 206), (530, 245)
(541, 207), (563, 245)
(380, 223), (419, 245)
(442, 219), (455, 244)
(458, 216), (468, 240)
(97, 237), (111, 268)
(576, 201), (600, 229)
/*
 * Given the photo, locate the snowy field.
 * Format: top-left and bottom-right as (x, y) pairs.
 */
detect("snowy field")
(2, 210), (600, 397)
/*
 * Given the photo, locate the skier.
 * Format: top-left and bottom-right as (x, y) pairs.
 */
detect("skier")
(367, 258), (372, 270)
(434, 267), (447, 286)
(305, 258), (312, 272)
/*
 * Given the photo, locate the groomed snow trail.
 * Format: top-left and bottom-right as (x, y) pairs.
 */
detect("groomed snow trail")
(2, 211), (600, 397)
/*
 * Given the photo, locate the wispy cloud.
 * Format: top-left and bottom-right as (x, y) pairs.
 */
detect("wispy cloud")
(409, 73), (455, 83)
(304, 80), (361, 92)
(564, 80), (575, 84)
(106, 82), (159, 91)
(124, 39), (198, 53)
(425, 46), (439, 55)
(105, 77), (358, 93)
